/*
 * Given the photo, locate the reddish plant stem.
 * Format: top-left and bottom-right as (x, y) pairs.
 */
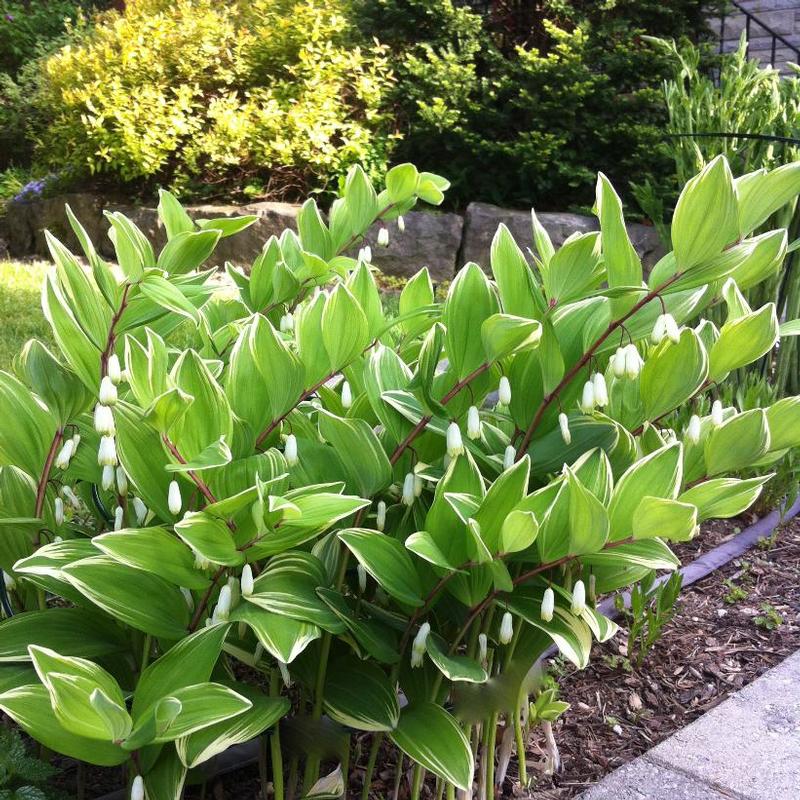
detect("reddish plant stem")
(514, 274), (682, 460)
(389, 361), (492, 466)
(100, 283), (131, 375)
(33, 428), (65, 547)
(162, 435), (218, 507)
(188, 564), (226, 632)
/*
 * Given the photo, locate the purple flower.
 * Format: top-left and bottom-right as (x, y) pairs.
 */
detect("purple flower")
(5, 13), (14, 22)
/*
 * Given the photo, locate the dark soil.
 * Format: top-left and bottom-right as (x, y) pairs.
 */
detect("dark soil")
(42, 514), (800, 799)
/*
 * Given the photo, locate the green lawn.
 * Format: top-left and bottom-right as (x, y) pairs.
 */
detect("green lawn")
(0, 261), (53, 370)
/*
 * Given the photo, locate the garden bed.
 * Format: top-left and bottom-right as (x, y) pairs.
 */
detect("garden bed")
(44, 510), (800, 800)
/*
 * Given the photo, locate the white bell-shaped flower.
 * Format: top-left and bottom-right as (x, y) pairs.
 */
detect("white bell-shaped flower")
(611, 347), (627, 378)
(467, 405), (481, 440)
(478, 632), (488, 664)
(358, 245), (372, 263)
(414, 474), (424, 497)
(711, 399), (724, 427)
(499, 611), (514, 644)
(357, 564), (367, 594)
(101, 465), (115, 491)
(132, 497), (148, 526)
(651, 314), (667, 344)
(341, 381), (352, 409)
(97, 435), (117, 467)
(593, 372), (609, 407)
(279, 313), (294, 333)
(54, 497), (64, 526)
(168, 480), (182, 515)
(624, 344), (643, 379)
(107, 354), (122, 385)
(446, 421), (464, 457)
(410, 621), (430, 668)
(559, 412), (571, 445)
(116, 467), (128, 496)
(54, 439), (75, 470)
(376, 500), (386, 531)
(686, 414), (702, 445)
(503, 444), (516, 471)
(285, 434), (298, 466)
(579, 380), (596, 414)
(571, 580), (586, 615)
(71, 432), (81, 451)
(240, 564), (254, 597)
(498, 376), (512, 406)
(397, 215), (406, 232)
(131, 775), (145, 800)
(401, 473), (415, 506)
(541, 587), (555, 622)
(213, 584), (233, 622)
(377, 227), (390, 247)
(94, 403), (115, 436)
(99, 376), (118, 406)
(113, 505), (124, 531)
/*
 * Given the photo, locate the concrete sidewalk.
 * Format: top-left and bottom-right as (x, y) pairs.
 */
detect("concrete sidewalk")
(580, 650), (800, 799)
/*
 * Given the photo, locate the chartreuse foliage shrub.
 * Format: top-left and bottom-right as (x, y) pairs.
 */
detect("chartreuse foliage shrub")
(29, 0), (393, 194)
(2, 156), (800, 799)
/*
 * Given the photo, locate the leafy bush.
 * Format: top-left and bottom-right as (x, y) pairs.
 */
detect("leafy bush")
(29, 0), (394, 197)
(0, 727), (63, 800)
(356, 0), (709, 209)
(1, 155), (800, 798)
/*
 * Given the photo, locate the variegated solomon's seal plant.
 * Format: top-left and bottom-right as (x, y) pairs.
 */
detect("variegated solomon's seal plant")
(1, 157), (800, 799)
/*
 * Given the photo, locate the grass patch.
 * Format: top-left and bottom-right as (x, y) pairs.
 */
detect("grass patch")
(0, 261), (52, 370)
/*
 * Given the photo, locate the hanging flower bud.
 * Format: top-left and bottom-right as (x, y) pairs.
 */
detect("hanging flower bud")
(285, 434), (298, 466)
(686, 414), (702, 445)
(107, 354), (122, 385)
(559, 413), (571, 445)
(397, 215), (406, 232)
(97, 435), (117, 467)
(358, 245), (372, 263)
(593, 372), (608, 407)
(71, 432), (81, 451)
(571, 580), (586, 615)
(503, 444), (516, 471)
(357, 564), (367, 594)
(131, 775), (145, 800)
(624, 344), (643, 379)
(54, 439), (75, 470)
(99, 376), (118, 406)
(466, 405), (482, 440)
(94, 403), (115, 436)
(611, 347), (627, 379)
(61, 485), (81, 509)
(116, 467), (128, 496)
(53, 535), (63, 544)
(446, 421), (464, 457)
(377, 227), (390, 247)
(213, 584), (232, 622)
(168, 480), (182, 515)
(132, 497), (147, 526)
(663, 314), (680, 344)
(376, 500), (386, 531)
(180, 587), (194, 610)
(279, 313), (294, 333)
(402, 472), (415, 506)
(651, 314), (667, 344)
(478, 632), (488, 664)
(101, 465), (115, 491)
(541, 587), (555, 622)
(414, 474), (424, 497)
(711, 399), (724, 427)
(194, 551), (211, 571)
(579, 380), (596, 414)
(113, 505), (124, 531)
(410, 622), (430, 668)
(54, 497), (64, 526)
(498, 376), (512, 406)
(341, 381), (352, 409)
(499, 611), (514, 644)
(226, 576), (240, 610)
(240, 564), (254, 597)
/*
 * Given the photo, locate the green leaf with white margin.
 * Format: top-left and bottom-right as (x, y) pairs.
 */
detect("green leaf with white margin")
(405, 531), (463, 570)
(389, 703), (474, 791)
(158, 189), (194, 239)
(583, 539), (679, 571)
(481, 313), (542, 361)
(164, 437), (232, 472)
(640, 329), (708, 421)
(679, 476), (771, 522)
(671, 155), (738, 270)
(709, 304), (779, 381)
(595, 172), (642, 291)
(323, 657), (400, 732)
(632, 497), (697, 542)
(766, 397), (800, 451)
(177, 686), (289, 768)
(426, 634), (487, 683)
(704, 409), (770, 476)
(140, 273), (202, 323)
(780, 319), (800, 337)
(173, 512), (243, 567)
(737, 161), (800, 234)
(133, 624), (229, 719)
(490, 224), (543, 319)
(499, 510), (539, 553)
(565, 466), (609, 554)
(386, 162), (419, 204)
(317, 410), (391, 497)
(157, 230), (221, 274)
(62, 556), (190, 640)
(197, 215), (258, 238)
(0, 684), (128, 765)
(321, 284), (370, 370)
(338, 529), (423, 607)
(144, 745), (187, 800)
(230, 603), (320, 664)
(607, 443), (683, 541)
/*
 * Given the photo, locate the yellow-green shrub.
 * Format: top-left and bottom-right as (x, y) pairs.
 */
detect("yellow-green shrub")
(32, 0), (394, 195)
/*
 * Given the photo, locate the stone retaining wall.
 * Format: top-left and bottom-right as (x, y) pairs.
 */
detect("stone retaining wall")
(0, 193), (664, 281)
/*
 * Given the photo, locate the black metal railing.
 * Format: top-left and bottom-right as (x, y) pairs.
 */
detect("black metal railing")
(718, 0), (800, 65)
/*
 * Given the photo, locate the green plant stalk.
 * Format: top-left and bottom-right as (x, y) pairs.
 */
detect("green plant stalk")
(361, 734), (383, 800)
(259, 733), (269, 800)
(391, 750), (404, 800)
(486, 712), (497, 799)
(139, 634), (151, 674)
(446, 783), (455, 800)
(513, 695), (527, 787)
(270, 669), (285, 800)
(409, 763), (425, 800)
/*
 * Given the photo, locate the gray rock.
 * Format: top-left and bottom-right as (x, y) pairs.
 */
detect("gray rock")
(460, 201), (665, 272)
(351, 210), (464, 282)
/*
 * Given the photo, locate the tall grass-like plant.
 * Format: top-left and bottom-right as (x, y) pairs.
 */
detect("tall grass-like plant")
(640, 36), (800, 394)
(2, 157), (800, 799)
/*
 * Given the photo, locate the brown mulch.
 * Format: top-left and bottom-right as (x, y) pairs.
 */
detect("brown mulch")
(514, 514), (800, 798)
(43, 515), (800, 799)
